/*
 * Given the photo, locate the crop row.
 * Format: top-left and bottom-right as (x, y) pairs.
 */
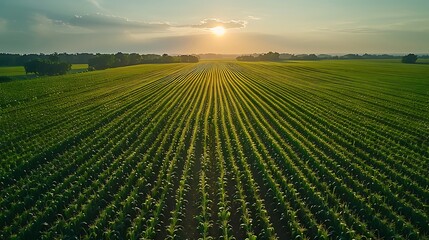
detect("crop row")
(1, 61), (427, 239)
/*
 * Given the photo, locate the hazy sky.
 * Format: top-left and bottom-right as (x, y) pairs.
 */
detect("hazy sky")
(0, 0), (428, 54)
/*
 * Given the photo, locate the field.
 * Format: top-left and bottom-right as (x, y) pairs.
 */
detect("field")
(0, 60), (428, 239)
(0, 64), (89, 80)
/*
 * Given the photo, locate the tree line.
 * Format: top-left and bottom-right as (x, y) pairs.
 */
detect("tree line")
(0, 53), (95, 66)
(0, 52), (199, 67)
(280, 53), (425, 61)
(2, 52), (199, 76)
(237, 52), (423, 63)
(24, 60), (71, 76)
(401, 54), (418, 64)
(23, 54), (71, 76)
(88, 53), (199, 70)
(236, 52), (280, 62)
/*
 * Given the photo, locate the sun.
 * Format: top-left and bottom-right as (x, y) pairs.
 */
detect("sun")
(211, 26), (225, 36)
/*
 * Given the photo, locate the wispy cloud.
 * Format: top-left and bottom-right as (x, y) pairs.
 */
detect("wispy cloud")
(69, 13), (170, 31)
(191, 18), (247, 29)
(30, 14), (89, 34)
(248, 16), (261, 20)
(87, 0), (103, 10)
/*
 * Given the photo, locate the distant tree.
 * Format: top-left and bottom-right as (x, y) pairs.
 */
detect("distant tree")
(140, 54), (158, 63)
(237, 52), (280, 62)
(24, 59), (71, 76)
(259, 51), (280, 61)
(180, 55), (199, 63)
(290, 54), (302, 60)
(88, 54), (115, 70)
(49, 62), (71, 75)
(15, 54), (42, 66)
(3, 52), (201, 69)
(129, 53), (142, 65)
(0, 53), (21, 66)
(57, 53), (96, 64)
(113, 52), (130, 67)
(279, 53), (293, 60)
(317, 54), (334, 59)
(24, 60), (40, 75)
(402, 54), (418, 64)
(158, 54), (175, 63)
(236, 55), (256, 61)
(48, 52), (60, 62)
(341, 54), (362, 59)
(87, 53), (197, 71)
(306, 54), (318, 60)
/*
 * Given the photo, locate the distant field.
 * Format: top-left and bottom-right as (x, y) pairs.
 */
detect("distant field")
(0, 66), (26, 76)
(70, 64), (89, 71)
(0, 60), (428, 239)
(0, 64), (88, 79)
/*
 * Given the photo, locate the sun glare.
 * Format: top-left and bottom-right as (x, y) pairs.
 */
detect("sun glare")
(211, 26), (225, 36)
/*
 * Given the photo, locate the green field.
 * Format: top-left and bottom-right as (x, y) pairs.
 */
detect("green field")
(1, 60), (428, 239)
(0, 66), (27, 77)
(0, 64), (89, 80)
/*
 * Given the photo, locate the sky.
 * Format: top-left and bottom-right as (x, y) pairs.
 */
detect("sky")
(0, 0), (428, 54)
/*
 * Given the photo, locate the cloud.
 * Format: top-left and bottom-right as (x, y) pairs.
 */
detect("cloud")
(87, 0), (103, 10)
(68, 13), (170, 31)
(191, 18), (247, 29)
(32, 14), (67, 31)
(248, 16), (261, 20)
